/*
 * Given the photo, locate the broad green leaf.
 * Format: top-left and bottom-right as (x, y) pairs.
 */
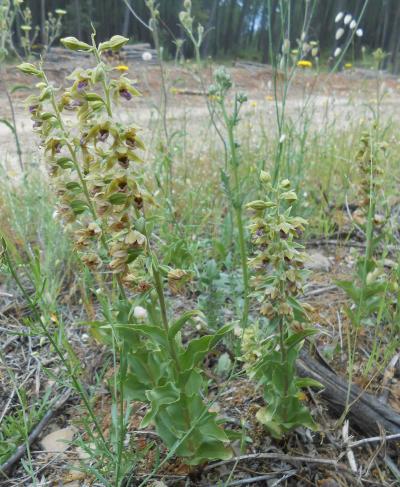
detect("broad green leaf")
(285, 328), (319, 351)
(168, 310), (201, 340)
(178, 324), (233, 371)
(141, 382), (180, 428)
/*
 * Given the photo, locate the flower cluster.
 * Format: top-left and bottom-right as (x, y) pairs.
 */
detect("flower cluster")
(352, 131), (386, 226)
(19, 35), (151, 291)
(243, 173), (318, 438)
(247, 173), (308, 325)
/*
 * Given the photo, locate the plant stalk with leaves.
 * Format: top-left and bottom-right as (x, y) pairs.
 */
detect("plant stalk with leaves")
(17, 33), (233, 467)
(243, 172), (320, 438)
(209, 67), (250, 327)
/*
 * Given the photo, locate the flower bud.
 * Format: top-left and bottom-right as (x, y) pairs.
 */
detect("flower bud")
(260, 170), (271, 184)
(17, 63), (42, 77)
(280, 191), (298, 203)
(246, 200), (274, 210)
(61, 37), (92, 52)
(99, 35), (129, 52)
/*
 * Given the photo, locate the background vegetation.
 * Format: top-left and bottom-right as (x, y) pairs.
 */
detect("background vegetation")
(7, 0), (400, 70)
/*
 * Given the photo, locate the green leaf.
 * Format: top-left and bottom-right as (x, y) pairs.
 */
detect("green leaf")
(123, 373), (148, 401)
(0, 118), (15, 135)
(10, 84), (31, 94)
(56, 157), (74, 169)
(187, 441), (232, 465)
(256, 407), (283, 438)
(178, 324), (232, 371)
(296, 378), (324, 389)
(335, 280), (360, 302)
(168, 310), (201, 340)
(126, 323), (168, 348)
(108, 193), (128, 205)
(141, 382), (180, 428)
(285, 328), (319, 351)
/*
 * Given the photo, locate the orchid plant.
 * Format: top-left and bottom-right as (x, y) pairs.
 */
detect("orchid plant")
(18, 33), (233, 466)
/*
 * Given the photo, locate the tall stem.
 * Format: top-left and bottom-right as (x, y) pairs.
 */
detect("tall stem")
(222, 102), (249, 327)
(147, 245), (181, 376)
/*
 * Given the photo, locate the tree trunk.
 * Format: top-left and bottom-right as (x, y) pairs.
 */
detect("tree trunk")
(40, 0), (46, 45)
(258, 1), (268, 63)
(74, 0), (82, 39)
(122, 2), (131, 38)
(203, 0), (219, 58)
(223, 0), (236, 54)
(233, 0), (251, 55)
(388, 4), (400, 72)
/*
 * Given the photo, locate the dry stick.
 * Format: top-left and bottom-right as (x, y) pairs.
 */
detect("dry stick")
(0, 389), (71, 477)
(349, 432), (400, 448)
(203, 452), (353, 474)
(207, 470), (297, 487)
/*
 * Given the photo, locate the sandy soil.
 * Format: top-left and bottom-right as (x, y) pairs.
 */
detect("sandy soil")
(1, 60), (400, 174)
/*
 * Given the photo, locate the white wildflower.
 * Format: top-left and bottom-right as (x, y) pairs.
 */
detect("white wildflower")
(335, 28), (345, 40)
(335, 12), (344, 23)
(334, 47), (342, 57)
(142, 51), (153, 62)
(134, 305), (148, 321)
(350, 20), (357, 29)
(279, 134), (286, 144)
(344, 14), (352, 25)
(356, 28), (363, 37)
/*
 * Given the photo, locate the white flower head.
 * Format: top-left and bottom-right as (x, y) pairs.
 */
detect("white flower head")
(142, 51), (153, 62)
(356, 28), (363, 37)
(134, 306), (148, 321)
(279, 134), (286, 144)
(334, 47), (342, 57)
(335, 12), (344, 23)
(335, 28), (345, 40)
(350, 20), (357, 29)
(344, 14), (352, 25)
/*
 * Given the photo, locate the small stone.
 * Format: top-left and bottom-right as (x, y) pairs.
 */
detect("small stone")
(40, 426), (76, 453)
(305, 252), (331, 272)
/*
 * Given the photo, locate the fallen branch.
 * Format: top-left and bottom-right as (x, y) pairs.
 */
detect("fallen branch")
(297, 349), (400, 436)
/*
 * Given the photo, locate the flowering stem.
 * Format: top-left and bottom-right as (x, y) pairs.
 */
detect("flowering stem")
(221, 101), (249, 327)
(45, 74), (126, 300)
(92, 38), (112, 117)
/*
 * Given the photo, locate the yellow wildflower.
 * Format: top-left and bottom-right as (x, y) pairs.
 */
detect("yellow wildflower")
(297, 60), (312, 68)
(115, 65), (129, 72)
(265, 95), (274, 101)
(251, 101), (257, 108)
(344, 63), (353, 69)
